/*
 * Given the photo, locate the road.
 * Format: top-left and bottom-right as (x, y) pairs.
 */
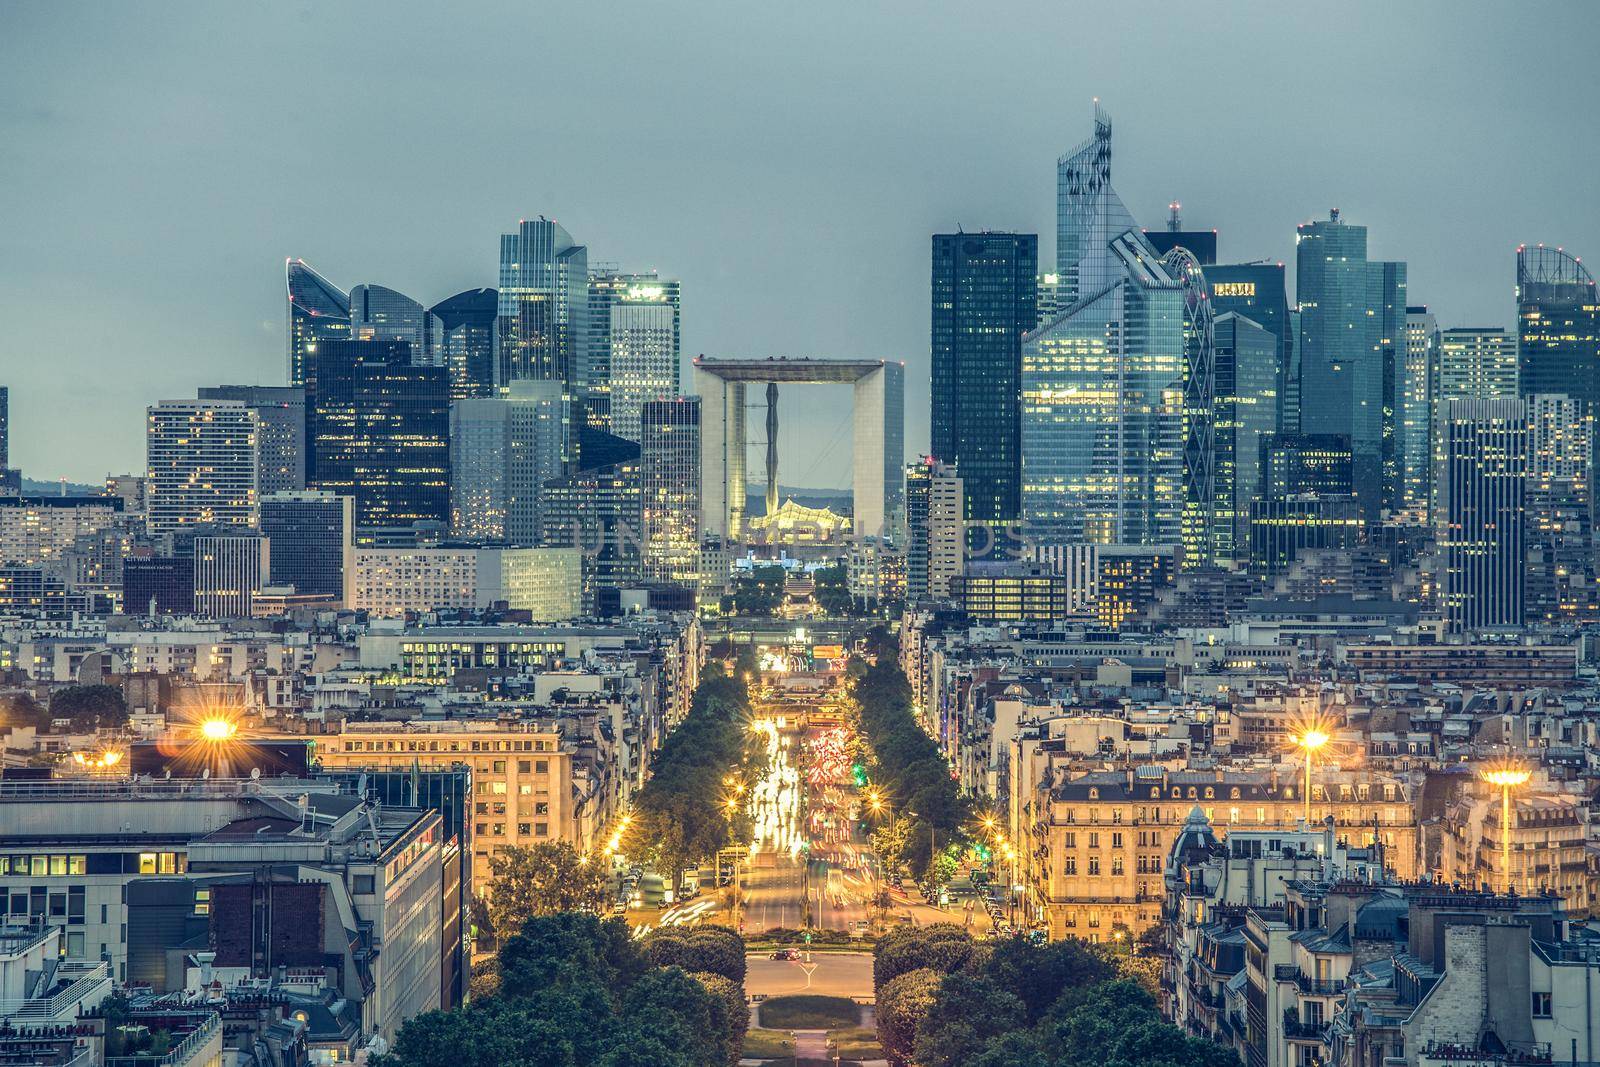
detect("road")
(745, 950), (873, 998)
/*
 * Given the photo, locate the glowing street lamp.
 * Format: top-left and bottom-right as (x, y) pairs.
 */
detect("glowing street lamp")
(1482, 766), (1531, 894)
(199, 718), (238, 742)
(1292, 728), (1330, 824)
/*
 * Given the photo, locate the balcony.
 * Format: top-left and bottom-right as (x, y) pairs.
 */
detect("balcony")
(0, 960), (111, 1025)
(1283, 1009), (1327, 1040)
(1294, 972), (1346, 996)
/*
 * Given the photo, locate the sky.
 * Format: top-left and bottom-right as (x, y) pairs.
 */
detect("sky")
(3, 1), (1599, 487)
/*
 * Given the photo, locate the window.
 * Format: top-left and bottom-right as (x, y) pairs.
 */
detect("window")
(1111, 833), (1123, 849)
(535, 760), (549, 774)
(535, 802), (549, 816)
(1064, 832), (1076, 848)
(194, 889), (210, 917)
(353, 876), (375, 895)
(1088, 857), (1101, 875)
(66, 932), (85, 957)
(518, 760), (531, 773)
(1064, 858), (1077, 875)
(535, 823), (548, 837)
(518, 823), (531, 836)
(139, 853), (158, 875)
(493, 760), (506, 774)
(1533, 992), (1552, 1018)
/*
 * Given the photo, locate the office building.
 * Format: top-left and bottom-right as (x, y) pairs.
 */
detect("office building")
(1517, 244), (1599, 455)
(1439, 327), (1518, 402)
(350, 283), (440, 365)
(905, 458), (963, 601)
(1440, 397), (1526, 633)
(588, 273), (682, 438)
(542, 428), (643, 609)
(1022, 234), (1184, 547)
(1212, 313), (1278, 564)
(1032, 542), (1178, 628)
(285, 258), (351, 388)
(1524, 393), (1597, 624)
(198, 385), (306, 494)
(1261, 434), (1354, 499)
(1248, 495), (1366, 577)
(1164, 247), (1217, 567)
(948, 563), (1073, 624)
(259, 491), (354, 603)
(431, 287), (498, 400)
(192, 533), (268, 618)
(1208, 262), (1293, 434)
(449, 381), (569, 545)
(349, 545), (581, 619)
(1294, 211), (1405, 519)
(307, 340), (450, 537)
(1055, 103), (1139, 304)
(0, 386), (8, 483)
(640, 398), (700, 586)
(123, 555), (195, 614)
(0, 495), (124, 566)
(145, 399), (259, 534)
(1401, 306), (1438, 519)
(930, 232), (1037, 534)
(496, 216), (588, 388)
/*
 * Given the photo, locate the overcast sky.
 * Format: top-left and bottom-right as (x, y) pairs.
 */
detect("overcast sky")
(3, 1), (1598, 486)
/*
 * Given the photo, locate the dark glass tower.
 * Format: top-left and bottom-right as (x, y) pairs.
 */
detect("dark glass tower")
(1207, 263), (1292, 435)
(285, 259), (351, 387)
(307, 340), (449, 536)
(431, 288), (498, 400)
(931, 232), (1037, 537)
(1518, 244), (1599, 462)
(1213, 313), (1278, 564)
(259, 491), (353, 600)
(496, 217), (588, 386)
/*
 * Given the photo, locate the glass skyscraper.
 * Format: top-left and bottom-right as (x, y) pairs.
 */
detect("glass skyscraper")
(285, 259), (351, 387)
(587, 272), (682, 435)
(1402, 306), (1438, 520)
(1022, 232), (1185, 547)
(350, 284), (441, 366)
(496, 217), (588, 388)
(930, 232), (1037, 537)
(1439, 328), (1518, 401)
(449, 381), (569, 546)
(1518, 244), (1599, 465)
(1212, 313), (1278, 564)
(1055, 104), (1140, 306)
(1294, 210), (1405, 520)
(640, 397), (701, 585)
(1206, 263), (1292, 435)
(431, 288), (498, 401)
(1440, 397), (1526, 633)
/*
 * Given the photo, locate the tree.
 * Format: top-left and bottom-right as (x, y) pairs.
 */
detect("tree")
(484, 843), (608, 935)
(644, 925), (746, 985)
(912, 972), (1026, 1067)
(877, 967), (941, 1067)
(49, 684), (128, 731)
(873, 922), (974, 991)
(978, 936), (1116, 1025)
(1035, 979), (1239, 1067)
(0, 691), (49, 732)
(813, 565), (855, 616)
(689, 971), (747, 1066)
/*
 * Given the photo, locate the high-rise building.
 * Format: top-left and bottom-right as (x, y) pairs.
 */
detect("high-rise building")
(122, 555), (194, 615)
(1518, 244), (1599, 434)
(496, 217), (588, 388)
(197, 385), (306, 494)
(930, 232), (1037, 535)
(1440, 397), (1526, 633)
(587, 272), (681, 435)
(431, 288), (498, 400)
(606, 279), (682, 441)
(542, 428), (642, 611)
(193, 534), (269, 618)
(1022, 233), (1184, 547)
(349, 545), (581, 619)
(1260, 433), (1354, 499)
(1207, 263), (1292, 434)
(1055, 104), (1139, 305)
(259, 491), (354, 604)
(307, 340), (449, 537)
(350, 284), (441, 366)
(145, 399), (259, 534)
(1439, 327), (1518, 401)
(904, 458), (963, 600)
(1294, 210), (1405, 519)
(1378, 261), (1408, 512)
(640, 398), (700, 586)
(449, 380), (569, 545)
(1401, 306), (1439, 519)
(1212, 313), (1278, 564)
(0, 384), (8, 471)
(1524, 393), (1597, 624)
(1247, 495), (1366, 578)
(1141, 202), (1217, 264)
(286, 259), (351, 387)
(1163, 247), (1217, 568)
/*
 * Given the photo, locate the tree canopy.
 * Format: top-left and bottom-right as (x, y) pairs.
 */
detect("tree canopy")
(484, 842), (609, 940)
(49, 684), (128, 731)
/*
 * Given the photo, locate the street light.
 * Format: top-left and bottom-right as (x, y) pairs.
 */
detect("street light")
(1482, 766), (1531, 894)
(1292, 728), (1330, 825)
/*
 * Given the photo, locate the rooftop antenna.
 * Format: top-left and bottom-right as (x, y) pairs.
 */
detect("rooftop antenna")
(1168, 202), (1182, 232)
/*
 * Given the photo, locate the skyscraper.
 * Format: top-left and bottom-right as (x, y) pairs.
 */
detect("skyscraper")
(496, 217), (588, 387)
(1022, 232), (1184, 547)
(905, 458), (963, 601)
(145, 400), (259, 534)
(431, 288), (498, 400)
(1141, 202), (1217, 264)
(286, 259), (351, 387)
(193, 534), (269, 619)
(1207, 263), (1292, 434)
(1401, 306), (1438, 519)
(607, 279), (682, 441)
(1517, 244), (1599, 463)
(930, 232), (1037, 537)
(640, 398), (700, 585)
(1055, 104), (1139, 305)
(1524, 393), (1596, 624)
(1440, 397), (1526, 633)
(259, 491), (354, 604)
(542, 427), (642, 612)
(350, 284), (441, 366)
(307, 340), (449, 537)
(1212, 313), (1277, 564)
(1163, 247), (1217, 567)
(449, 381), (569, 545)
(197, 386), (306, 494)
(1439, 328), (1518, 402)
(0, 385), (8, 470)
(1294, 210), (1405, 519)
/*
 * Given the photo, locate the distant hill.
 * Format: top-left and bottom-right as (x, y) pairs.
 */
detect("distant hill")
(21, 477), (102, 497)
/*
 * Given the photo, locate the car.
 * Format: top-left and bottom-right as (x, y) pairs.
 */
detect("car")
(769, 948), (802, 960)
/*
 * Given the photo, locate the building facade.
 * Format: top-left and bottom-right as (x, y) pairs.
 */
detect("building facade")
(496, 217), (588, 389)
(259, 490), (354, 603)
(1440, 397), (1527, 633)
(286, 258), (351, 388)
(146, 400), (259, 534)
(639, 398), (700, 586)
(197, 385), (306, 494)
(905, 458), (964, 600)
(449, 380), (569, 545)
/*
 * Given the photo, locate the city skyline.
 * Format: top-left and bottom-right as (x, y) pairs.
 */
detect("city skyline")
(5, 3), (1600, 485)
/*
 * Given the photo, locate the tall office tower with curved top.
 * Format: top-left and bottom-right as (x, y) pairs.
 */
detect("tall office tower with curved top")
(349, 284), (441, 366)
(1056, 103), (1142, 306)
(496, 217), (589, 388)
(1518, 245), (1599, 448)
(432, 288), (498, 401)
(285, 259), (351, 387)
